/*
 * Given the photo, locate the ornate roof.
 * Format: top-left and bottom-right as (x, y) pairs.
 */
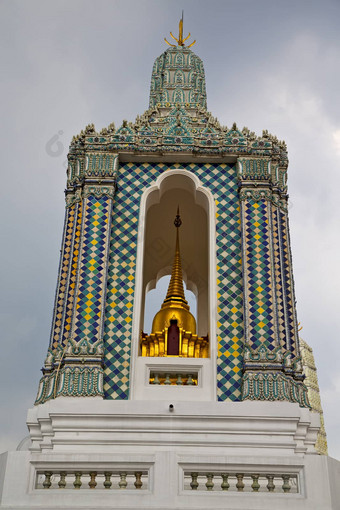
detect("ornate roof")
(69, 112), (288, 172)
(149, 46), (207, 109)
(67, 27), (289, 181)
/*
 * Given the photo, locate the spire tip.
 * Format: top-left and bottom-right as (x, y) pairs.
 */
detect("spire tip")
(164, 14), (196, 48)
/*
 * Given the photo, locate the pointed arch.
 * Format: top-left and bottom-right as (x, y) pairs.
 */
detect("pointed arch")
(161, 89), (169, 102)
(175, 52), (184, 66)
(172, 88), (184, 103)
(175, 70), (184, 84)
(130, 169), (217, 401)
(163, 70), (170, 85)
(189, 89), (198, 103)
(188, 70), (196, 86)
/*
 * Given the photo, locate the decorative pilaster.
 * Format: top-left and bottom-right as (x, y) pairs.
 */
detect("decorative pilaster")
(49, 201), (80, 351)
(300, 338), (328, 454)
(35, 146), (118, 404)
(238, 156), (309, 406)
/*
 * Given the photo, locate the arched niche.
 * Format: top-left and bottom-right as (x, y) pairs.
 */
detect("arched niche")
(141, 184), (208, 337)
(130, 170), (217, 402)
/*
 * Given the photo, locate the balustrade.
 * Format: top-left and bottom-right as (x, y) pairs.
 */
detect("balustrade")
(184, 472), (298, 493)
(37, 468), (299, 495)
(37, 470), (147, 490)
(149, 371), (198, 386)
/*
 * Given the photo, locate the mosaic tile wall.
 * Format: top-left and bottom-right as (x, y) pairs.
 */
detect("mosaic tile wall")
(242, 200), (276, 351)
(103, 162), (244, 401)
(50, 202), (82, 351)
(271, 206), (287, 350)
(49, 204), (74, 349)
(269, 204), (299, 356)
(279, 209), (298, 355)
(63, 203), (83, 347)
(72, 195), (112, 344)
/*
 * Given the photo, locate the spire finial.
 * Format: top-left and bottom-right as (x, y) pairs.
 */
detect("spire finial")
(164, 13), (196, 48)
(162, 209), (188, 307)
(150, 209), (198, 335)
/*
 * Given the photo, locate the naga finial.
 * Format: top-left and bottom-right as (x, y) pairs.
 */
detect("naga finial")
(164, 12), (196, 48)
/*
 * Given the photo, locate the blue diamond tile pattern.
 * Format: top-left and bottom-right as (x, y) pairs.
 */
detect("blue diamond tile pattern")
(72, 195), (112, 343)
(61, 202), (83, 348)
(191, 163), (244, 401)
(279, 209), (297, 355)
(243, 200), (276, 351)
(50, 202), (84, 351)
(49, 203), (76, 349)
(271, 206), (287, 350)
(103, 163), (244, 401)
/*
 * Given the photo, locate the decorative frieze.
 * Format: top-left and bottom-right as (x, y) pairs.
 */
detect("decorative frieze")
(35, 365), (104, 405)
(83, 185), (116, 200)
(35, 339), (104, 405)
(68, 107), (288, 164)
(86, 153), (118, 176)
(242, 370), (310, 408)
(242, 342), (309, 407)
(237, 157), (270, 180)
(66, 151), (118, 188)
(239, 188), (288, 212)
(66, 184), (116, 207)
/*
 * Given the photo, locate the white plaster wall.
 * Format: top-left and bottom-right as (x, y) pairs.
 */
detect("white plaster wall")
(24, 399), (319, 454)
(1, 400), (339, 509)
(133, 357), (214, 401)
(1, 449), (340, 509)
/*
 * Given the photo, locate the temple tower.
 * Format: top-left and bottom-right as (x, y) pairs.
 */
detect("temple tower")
(35, 27), (310, 409)
(0, 20), (339, 510)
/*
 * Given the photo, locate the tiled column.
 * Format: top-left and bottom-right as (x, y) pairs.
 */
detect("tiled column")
(49, 200), (81, 351)
(35, 150), (118, 404)
(238, 157), (309, 407)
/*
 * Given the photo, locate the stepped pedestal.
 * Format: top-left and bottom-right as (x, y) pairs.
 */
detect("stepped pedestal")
(1, 399), (339, 509)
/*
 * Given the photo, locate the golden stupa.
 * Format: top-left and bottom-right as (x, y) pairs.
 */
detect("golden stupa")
(140, 210), (209, 358)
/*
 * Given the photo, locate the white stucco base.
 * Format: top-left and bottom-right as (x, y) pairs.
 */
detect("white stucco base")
(1, 399), (339, 509)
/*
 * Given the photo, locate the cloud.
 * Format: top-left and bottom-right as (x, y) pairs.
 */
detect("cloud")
(332, 129), (340, 155)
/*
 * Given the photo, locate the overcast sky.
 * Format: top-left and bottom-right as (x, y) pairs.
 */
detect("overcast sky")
(1, 0), (339, 459)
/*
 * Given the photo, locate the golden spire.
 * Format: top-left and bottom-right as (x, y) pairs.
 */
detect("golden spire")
(151, 208), (196, 334)
(162, 207), (189, 310)
(164, 12), (196, 48)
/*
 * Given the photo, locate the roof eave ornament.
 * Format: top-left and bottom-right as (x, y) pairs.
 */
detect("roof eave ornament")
(164, 12), (196, 48)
